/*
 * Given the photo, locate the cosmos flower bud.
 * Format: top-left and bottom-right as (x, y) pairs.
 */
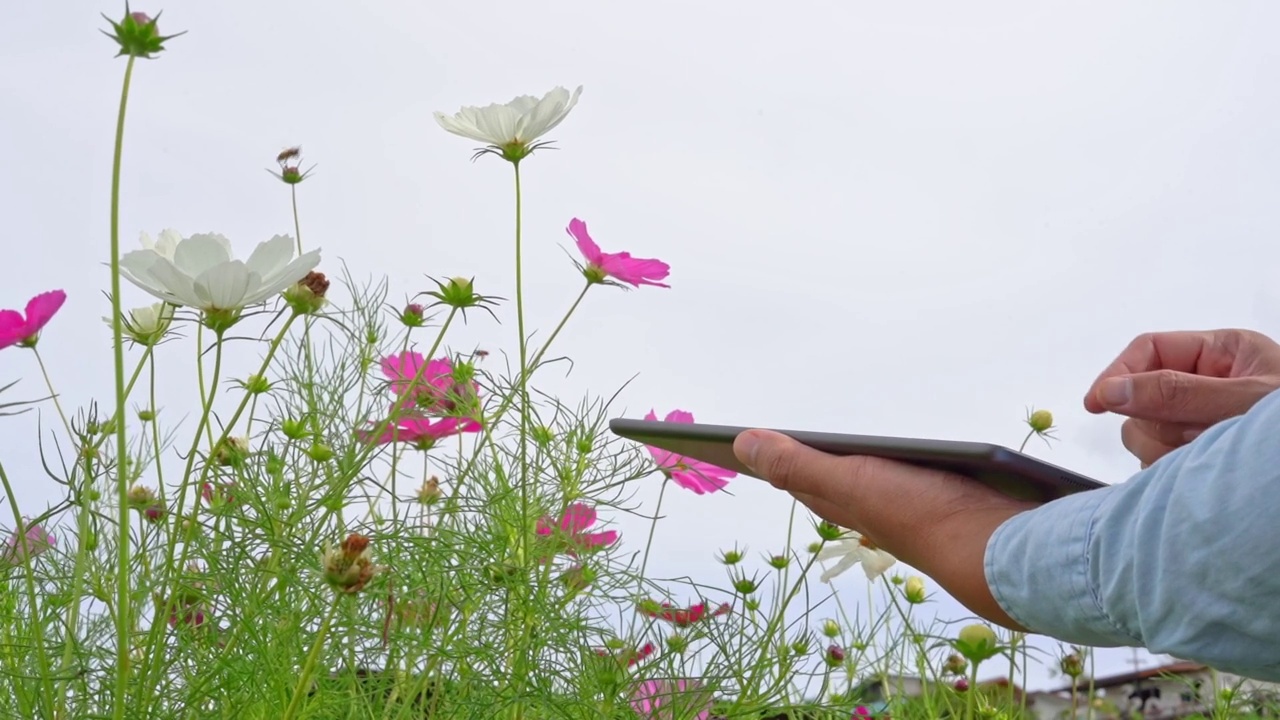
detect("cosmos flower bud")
(102, 6), (184, 59)
(284, 271), (329, 315)
(400, 303), (426, 327)
(905, 575), (926, 604)
(323, 533), (377, 594)
(1028, 408), (1054, 434)
(417, 477), (442, 505)
(824, 644), (846, 668)
(955, 623), (1000, 665)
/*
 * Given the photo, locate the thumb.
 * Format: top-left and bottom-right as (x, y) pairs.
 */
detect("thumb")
(1093, 371), (1261, 424)
(733, 429), (851, 496)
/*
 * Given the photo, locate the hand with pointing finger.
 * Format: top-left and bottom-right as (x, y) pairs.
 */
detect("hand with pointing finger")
(1084, 329), (1280, 468)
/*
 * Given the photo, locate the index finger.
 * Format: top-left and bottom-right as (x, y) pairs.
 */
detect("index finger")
(1084, 331), (1218, 414)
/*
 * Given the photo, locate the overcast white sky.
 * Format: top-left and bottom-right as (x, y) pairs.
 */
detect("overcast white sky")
(6, 0), (1280, 694)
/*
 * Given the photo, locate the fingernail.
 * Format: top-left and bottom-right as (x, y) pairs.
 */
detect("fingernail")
(1183, 429), (1203, 443)
(1099, 377), (1133, 408)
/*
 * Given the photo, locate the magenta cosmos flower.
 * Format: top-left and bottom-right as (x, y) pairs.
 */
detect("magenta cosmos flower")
(357, 412), (468, 450)
(630, 678), (714, 720)
(0, 290), (66, 350)
(536, 502), (618, 555)
(1, 522), (56, 565)
(381, 351), (482, 428)
(644, 410), (736, 494)
(567, 218), (670, 288)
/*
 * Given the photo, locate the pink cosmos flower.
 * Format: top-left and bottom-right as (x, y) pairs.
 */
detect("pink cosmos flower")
(567, 218), (670, 288)
(357, 413), (468, 450)
(630, 678), (714, 720)
(380, 351), (482, 428)
(0, 290), (66, 350)
(644, 410), (736, 494)
(2, 521), (56, 565)
(536, 502), (618, 554)
(637, 599), (732, 627)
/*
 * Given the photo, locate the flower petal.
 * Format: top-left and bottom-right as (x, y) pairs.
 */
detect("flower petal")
(244, 234), (295, 278)
(22, 290), (66, 333)
(566, 218), (602, 265)
(194, 261), (251, 310)
(243, 249), (321, 305)
(173, 233), (233, 277)
(561, 503), (597, 534)
(0, 310), (25, 349)
(144, 258), (201, 306)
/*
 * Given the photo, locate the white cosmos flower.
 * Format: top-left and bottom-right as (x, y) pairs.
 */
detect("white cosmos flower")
(120, 233), (320, 312)
(103, 302), (174, 345)
(434, 86), (583, 160)
(816, 530), (897, 583)
(139, 229), (182, 260)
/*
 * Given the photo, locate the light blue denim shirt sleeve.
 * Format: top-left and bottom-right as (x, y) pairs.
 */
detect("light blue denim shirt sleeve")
(985, 386), (1280, 681)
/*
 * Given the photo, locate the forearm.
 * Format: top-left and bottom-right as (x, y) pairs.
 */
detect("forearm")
(985, 388), (1280, 680)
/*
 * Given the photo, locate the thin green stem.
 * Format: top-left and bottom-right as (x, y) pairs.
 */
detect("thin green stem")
(108, 53), (136, 720)
(31, 349), (74, 443)
(443, 283), (591, 505)
(282, 596), (341, 720)
(291, 184), (303, 254)
(1017, 429), (1035, 453)
(0, 461), (56, 718)
(512, 162), (531, 575)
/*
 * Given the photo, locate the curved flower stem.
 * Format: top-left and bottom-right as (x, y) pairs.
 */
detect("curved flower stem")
(282, 595), (341, 720)
(1017, 429), (1035, 453)
(0, 461), (55, 718)
(108, 53), (136, 720)
(31, 349), (74, 443)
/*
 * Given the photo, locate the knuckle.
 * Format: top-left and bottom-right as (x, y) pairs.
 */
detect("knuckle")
(1153, 369), (1189, 408)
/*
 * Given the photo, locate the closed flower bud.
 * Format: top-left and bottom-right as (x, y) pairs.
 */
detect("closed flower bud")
(732, 575), (759, 595)
(239, 374), (272, 395)
(281, 418), (308, 440)
(1028, 408), (1054, 434)
(905, 575), (926, 604)
(531, 425), (554, 446)
(821, 619), (841, 638)
(102, 7), (184, 59)
(322, 533), (377, 594)
(106, 302), (174, 346)
(789, 636), (812, 656)
(1060, 652), (1084, 678)
(816, 521), (844, 542)
(717, 547), (744, 565)
(307, 443), (334, 463)
(270, 147), (314, 185)
(825, 644), (846, 667)
(400, 303), (426, 327)
(806, 541), (823, 554)
(283, 271), (329, 315)
(416, 477), (442, 505)
(214, 437), (250, 467)
(767, 554), (789, 570)
(955, 623), (1000, 665)
(137, 408), (155, 422)
(126, 484), (156, 509)
(424, 275), (500, 321)
(944, 653), (968, 675)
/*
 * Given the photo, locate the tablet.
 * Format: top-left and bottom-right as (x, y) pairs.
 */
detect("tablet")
(608, 418), (1107, 502)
